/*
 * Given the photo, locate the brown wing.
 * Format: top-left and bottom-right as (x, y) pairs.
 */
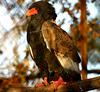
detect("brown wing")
(42, 21), (81, 81)
(41, 21), (81, 64)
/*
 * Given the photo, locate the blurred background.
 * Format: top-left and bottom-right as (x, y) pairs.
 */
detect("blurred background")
(0, 0), (100, 91)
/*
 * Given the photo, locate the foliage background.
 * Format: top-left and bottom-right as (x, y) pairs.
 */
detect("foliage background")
(0, 0), (100, 91)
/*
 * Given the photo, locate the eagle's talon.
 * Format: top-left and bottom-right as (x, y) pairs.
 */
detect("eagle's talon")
(52, 77), (66, 89)
(35, 77), (49, 87)
(42, 77), (49, 86)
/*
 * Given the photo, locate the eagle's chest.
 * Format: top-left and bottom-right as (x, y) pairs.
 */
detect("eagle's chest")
(27, 27), (45, 48)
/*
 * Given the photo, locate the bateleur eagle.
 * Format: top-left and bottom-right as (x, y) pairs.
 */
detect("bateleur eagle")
(26, 1), (81, 87)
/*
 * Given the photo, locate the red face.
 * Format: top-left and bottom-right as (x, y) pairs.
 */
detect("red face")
(26, 8), (38, 16)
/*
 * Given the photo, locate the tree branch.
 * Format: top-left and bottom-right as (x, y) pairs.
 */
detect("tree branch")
(80, 0), (88, 79)
(87, 70), (100, 74)
(0, 76), (100, 92)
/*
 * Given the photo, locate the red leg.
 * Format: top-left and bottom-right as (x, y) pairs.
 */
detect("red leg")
(52, 76), (66, 89)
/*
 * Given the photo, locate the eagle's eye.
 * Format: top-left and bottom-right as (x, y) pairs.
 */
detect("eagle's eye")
(26, 8), (38, 16)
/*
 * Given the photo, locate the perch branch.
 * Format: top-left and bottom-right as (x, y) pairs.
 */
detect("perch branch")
(0, 76), (100, 92)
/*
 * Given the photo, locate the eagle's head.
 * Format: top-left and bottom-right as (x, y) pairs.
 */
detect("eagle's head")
(26, 1), (57, 21)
